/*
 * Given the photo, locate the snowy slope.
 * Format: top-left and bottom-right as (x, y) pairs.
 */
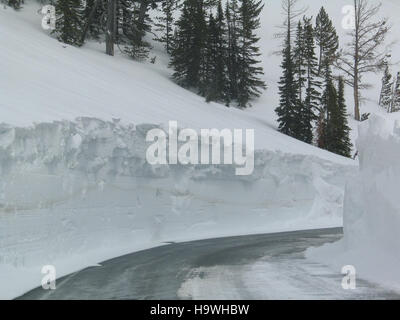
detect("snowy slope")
(2, 1), (400, 156)
(0, 1), (357, 163)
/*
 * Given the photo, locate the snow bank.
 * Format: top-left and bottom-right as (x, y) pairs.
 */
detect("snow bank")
(307, 115), (400, 291)
(0, 118), (354, 299)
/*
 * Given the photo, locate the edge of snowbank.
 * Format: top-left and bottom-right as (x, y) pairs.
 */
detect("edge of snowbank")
(306, 115), (400, 293)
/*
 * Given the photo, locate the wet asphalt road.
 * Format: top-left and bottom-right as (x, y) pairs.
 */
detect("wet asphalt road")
(18, 228), (400, 300)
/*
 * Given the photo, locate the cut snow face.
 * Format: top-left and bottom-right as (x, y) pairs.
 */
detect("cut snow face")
(0, 118), (354, 299)
(145, 121), (255, 176)
(307, 115), (400, 292)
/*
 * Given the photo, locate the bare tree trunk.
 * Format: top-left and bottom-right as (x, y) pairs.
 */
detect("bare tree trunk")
(106, 0), (116, 56)
(353, 0), (360, 121)
(354, 74), (360, 121)
(353, 35), (360, 120)
(336, 0), (389, 121)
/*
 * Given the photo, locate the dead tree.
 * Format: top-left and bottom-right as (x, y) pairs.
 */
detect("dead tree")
(273, 0), (307, 55)
(336, 0), (390, 121)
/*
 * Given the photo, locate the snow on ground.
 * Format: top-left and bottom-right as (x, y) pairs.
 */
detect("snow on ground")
(307, 115), (400, 292)
(2, 0), (400, 156)
(1, 0), (399, 157)
(2, 0), (399, 299)
(177, 261), (373, 300)
(178, 236), (397, 300)
(0, 1), (346, 159)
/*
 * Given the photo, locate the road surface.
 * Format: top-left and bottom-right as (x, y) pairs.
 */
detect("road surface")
(18, 228), (400, 300)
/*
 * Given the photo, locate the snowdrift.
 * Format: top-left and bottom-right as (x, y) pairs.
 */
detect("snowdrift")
(307, 115), (400, 291)
(0, 118), (354, 299)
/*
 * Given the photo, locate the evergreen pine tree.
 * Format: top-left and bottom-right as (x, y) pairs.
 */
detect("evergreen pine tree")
(53, 0), (85, 46)
(169, 0), (207, 88)
(154, 0), (179, 54)
(275, 10), (297, 137)
(83, 0), (105, 40)
(291, 20), (306, 140)
(6, 0), (23, 9)
(226, 0), (240, 102)
(301, 17), (320, 144)
(203, 2), (229, 103)
(336, 77), (352, 157)
(315, 7), (339, 76)
(320, 76), (352, 157)
(379, 65), (393, 112)
(293, 20), (306, 104)
(168, 0), (265, 107)
(391, 72), (400, 113)
(120, 0), (152, 60)
(116, 0), (131, 44)
(169, 2), (191, 86)
(235, 0), (266, 108)
(317, 61), (332, 149)
(316, 112), (326, 149)
(215, 0), (229, 104)
(323, 80), (338, 154)
(201, 13), (217, 97)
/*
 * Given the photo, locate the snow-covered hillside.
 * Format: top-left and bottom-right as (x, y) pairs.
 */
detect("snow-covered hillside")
(2, 1), (400, 151)
(1, 0), (343, 158)
(2, 0), (399, 299)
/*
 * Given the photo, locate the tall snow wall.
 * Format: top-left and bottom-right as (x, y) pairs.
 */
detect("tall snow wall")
(0, 118), (353, 298)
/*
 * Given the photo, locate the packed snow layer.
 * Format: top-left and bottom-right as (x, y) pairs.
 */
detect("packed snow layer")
(307, 115), (400, 292)
(0, 118), (355, 299)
